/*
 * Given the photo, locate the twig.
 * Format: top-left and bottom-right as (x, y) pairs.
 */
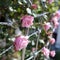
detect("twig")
(34, 29), (41, 60)
(26, 49), (42, 60)
(22, 28), (29, 60)
(34, 12), (49, 18)
(0, 22), (13, 26)
(29, 31), (38, 38)
(0, 45), (13, 56)
(22, 48), (26, 60)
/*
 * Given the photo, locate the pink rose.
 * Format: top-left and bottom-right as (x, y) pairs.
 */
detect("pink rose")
(50, 50), (56, 57)
(31, 4), (38, 9)
(54, 21), (59, 28)
(14, 36), (29, 51)
(48, 0), (54, 4)
(21, 15), (34, 28)
(42, 47), (50, 58)
(51, 16), (59, 28)
(49, 38), (55, 44)
(51, 16), (58, 22)
(44, 22), (51, 31)
(55, 10), (60, 18)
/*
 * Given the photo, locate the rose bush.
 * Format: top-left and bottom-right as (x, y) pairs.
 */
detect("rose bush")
(0, 0), (60, 60)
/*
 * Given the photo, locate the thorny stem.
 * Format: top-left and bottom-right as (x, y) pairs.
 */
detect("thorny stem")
(22, 28), (29, 60)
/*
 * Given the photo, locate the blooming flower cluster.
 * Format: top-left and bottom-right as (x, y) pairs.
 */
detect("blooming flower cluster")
(42, 47), (56, 58)
(51, 10), (60, 28)
(13, 5), (59, 59)
(42, 21), (56, 58)
(14, 15), (34, 51)
(0, 0), (60, 60)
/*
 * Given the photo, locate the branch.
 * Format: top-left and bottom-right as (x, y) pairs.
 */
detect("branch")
(26, 48), (42, 60)
(0, 45), (13, 56)
(34, 12), (49, 18)
(0, 22), (13, 26)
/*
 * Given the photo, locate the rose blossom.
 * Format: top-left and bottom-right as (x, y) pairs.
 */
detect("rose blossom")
(48, 0), (54, 4)
(44, 22), (51, 31)
(14, 36), (29, 51)
(42, 47), (50, 58)
(50, 50), (56, 57)
(51, 16), (58, 22)
(55, 10), (60, 18)
(21, 15), (34, 28)
(31, 4), (38, 9)
(51, 16), (59, 28)
(54, 21), (59, 28)
(49, 38), (55, 44)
